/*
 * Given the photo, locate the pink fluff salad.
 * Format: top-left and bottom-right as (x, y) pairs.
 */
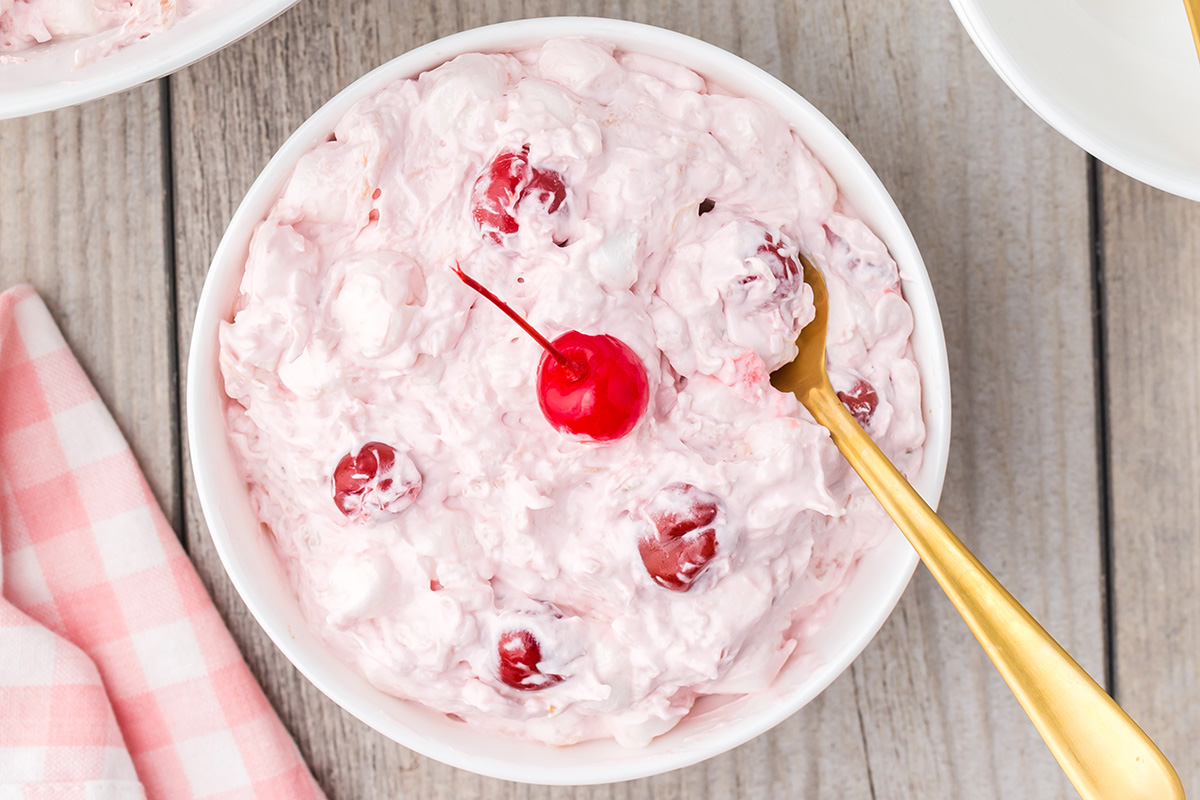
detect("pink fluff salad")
(218, 38), (925, 747)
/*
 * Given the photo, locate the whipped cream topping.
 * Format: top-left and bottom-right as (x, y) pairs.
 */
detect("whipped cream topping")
(0, 0), (214, 61)
(220, 38), (926, 747)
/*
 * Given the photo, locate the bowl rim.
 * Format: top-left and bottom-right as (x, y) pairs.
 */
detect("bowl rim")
(188, 16), (952, 785)
(0, 0), (301, 120)
(946, 0), (1200, 202)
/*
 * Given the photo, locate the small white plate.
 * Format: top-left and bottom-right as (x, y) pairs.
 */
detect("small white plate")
(949, 0), (1200, 200)
(0, 0), (300, 120)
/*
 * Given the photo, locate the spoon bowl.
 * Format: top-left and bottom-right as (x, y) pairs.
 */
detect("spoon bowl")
(771, 259), (1184, 800)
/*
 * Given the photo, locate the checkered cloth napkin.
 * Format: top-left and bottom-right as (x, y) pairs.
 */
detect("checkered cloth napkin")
(0, 286), (325, 799)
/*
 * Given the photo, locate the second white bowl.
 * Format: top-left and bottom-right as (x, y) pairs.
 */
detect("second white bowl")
(949, 0), (1200, 201)
(0, 0), (301, 120)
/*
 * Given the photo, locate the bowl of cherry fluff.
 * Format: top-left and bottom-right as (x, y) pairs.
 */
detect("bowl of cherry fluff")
(188, 16), (952, 785)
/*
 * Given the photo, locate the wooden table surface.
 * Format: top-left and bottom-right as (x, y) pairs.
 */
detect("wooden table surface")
(2, 0), (1197, 797)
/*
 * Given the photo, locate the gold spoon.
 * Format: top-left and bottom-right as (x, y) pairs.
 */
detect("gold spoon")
(1185, 0), (1200, 67)
(770, 259), (1184, 800)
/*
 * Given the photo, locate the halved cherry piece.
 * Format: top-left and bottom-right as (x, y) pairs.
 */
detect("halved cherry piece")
(757, 232), (802, 303)
(639, 483), (722, 592)
(471, 147), (531, 243)
(497, 630), (564, 691)
(332, 441), (422, 523)
(837, 379), (879, 426)
(524, 168), (566, 215)
(470, 145), (567, 243)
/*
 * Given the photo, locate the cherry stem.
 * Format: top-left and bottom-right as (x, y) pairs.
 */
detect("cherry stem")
(453, 263), (584, 379)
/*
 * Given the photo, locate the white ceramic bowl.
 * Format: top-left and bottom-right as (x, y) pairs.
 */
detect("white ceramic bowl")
(188, 17), (952, 785)
(949, 0), (1200, 201)
(0, 0), (300, 120)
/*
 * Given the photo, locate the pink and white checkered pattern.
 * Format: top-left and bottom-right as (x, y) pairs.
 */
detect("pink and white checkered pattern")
(0, 285), (325, 800)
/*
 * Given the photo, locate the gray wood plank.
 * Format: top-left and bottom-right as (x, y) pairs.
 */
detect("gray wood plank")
(170, 1), (1103, 796)
(1102, 167), (1200, 796)
(825, 9), (1106, 796)
(0, 85), (177, 528)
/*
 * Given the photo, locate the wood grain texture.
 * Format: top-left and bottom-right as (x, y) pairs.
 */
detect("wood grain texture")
(1101, 166), (1200, 797)
(0, 84), (178, 527)
(169, 1), (1104, 796)
(781, 7), (1103, 797)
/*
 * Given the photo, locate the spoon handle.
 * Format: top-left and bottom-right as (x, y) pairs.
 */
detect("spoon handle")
(1185, 0), (1200, 67)
(802, 385), (1184, 800)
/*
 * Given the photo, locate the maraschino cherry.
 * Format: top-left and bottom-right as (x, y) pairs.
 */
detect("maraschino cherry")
(756, 231), (802, 305)
(453, 265), (649, 442)
(471, 145), (567, 244)
(497, 629), (563, 691)
(639, 482), (723, 592)
(837, 379), (879, 426)
(332, 441), (422, 523)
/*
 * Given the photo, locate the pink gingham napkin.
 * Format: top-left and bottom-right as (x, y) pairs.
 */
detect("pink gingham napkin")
(0, 285), (325, 800)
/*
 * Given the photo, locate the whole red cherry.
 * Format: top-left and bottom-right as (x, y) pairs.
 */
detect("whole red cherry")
(837, 379), (879, 426)
(497, 629), (563, 691)
(471, 145), (566, 243)
(453, 265), (649, 442)
(639, 483), (722, 592)
(538, 331), (649, 442)
(332, 441), (422, 523)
